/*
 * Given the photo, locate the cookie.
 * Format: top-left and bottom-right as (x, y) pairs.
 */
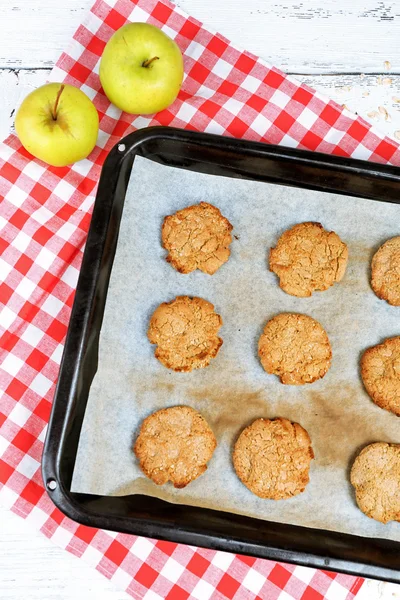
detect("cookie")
(148, 296), (223, 372)
(361, 336), (400, 415)
(350, 442), (400, 523)
(134, 406), (217, 488)
(258, 313), (332, 385)
(233, 417), (314, 500)
(162, 202), (233, 275)
(269, 222), (348, 297)
(371, 236), (400, 306)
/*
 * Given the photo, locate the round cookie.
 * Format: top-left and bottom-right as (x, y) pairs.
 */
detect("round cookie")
(162, 202), (233, 275)
(371, 236), (400, 306)
(361, 336), (400, 415)
(233, 417), (314, 500)
(350, 442), (400, 523)
(258, 313), (332, 385)
(148, 296), (223, 372)
(134, 406), (217, 488)
(269, 222), (348, 297)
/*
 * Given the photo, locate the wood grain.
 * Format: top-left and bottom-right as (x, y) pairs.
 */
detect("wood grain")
(0, 0), (399, 73)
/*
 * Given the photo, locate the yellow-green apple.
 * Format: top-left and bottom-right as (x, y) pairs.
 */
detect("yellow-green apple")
(99, 22), (184, 115)
(15, 83), (99, 167)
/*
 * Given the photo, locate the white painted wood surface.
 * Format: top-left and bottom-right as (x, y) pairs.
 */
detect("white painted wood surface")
(0, 0), (399, 73)
(0, 506), (129, 600)
(1, 1), (400, 599)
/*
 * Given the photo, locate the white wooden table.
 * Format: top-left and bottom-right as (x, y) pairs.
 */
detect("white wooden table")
(1, 1), (400, 599)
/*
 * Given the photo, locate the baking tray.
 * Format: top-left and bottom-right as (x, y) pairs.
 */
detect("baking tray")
(42, 126), (400, 582)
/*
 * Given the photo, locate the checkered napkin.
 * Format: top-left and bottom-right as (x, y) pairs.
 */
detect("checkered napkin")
(1, 0), (399, 598)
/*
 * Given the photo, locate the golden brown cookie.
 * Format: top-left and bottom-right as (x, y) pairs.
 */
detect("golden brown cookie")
(134, 406), (217, 488)
(162, 202), (233, 275)
(371, 237), (400, 306)
(269, 222), (348, 297)
(233, 417), (314, 500)
(361, 337), (400, 415)
(258, 313), (332, 385)
(148, 296), (223, 372)
(350, 442), (400, 523)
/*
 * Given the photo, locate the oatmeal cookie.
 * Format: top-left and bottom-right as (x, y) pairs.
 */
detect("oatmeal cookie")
(269, 222), (348, 297)
(162, 202), (233, 275)
(371, 237), (400, 306)
(233, 417), (314, 500)
(350, 442), (400, 523)
(258, 313), (332, 385)
(134, 406), (217, 488)
(148, 296), (223, 371)
(361, 336), (400, 415)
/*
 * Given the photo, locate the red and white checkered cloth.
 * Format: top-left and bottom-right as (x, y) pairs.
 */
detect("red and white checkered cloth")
(1, 0), (399, 598)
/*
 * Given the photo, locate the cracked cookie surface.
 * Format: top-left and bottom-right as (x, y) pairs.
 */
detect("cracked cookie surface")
(269, 222), (348, 297)
(361, 336), (400, 415)
(134, 406), (217, 488)
(258, 313), (332, 385)
(148, 296), (223, 372)
(233, 417), (314, 500)
(162, 202), (233, 275)
(350, 442), (400, 523)
(371, 236), (400, 306)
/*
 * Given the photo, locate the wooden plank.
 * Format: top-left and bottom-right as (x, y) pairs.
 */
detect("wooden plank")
(0, 0), (399, 73)
(0, 0), (88, 69)
(2, 69), (400, 143)
(0, 506), (129, 600)
(0, 69), (46, 140)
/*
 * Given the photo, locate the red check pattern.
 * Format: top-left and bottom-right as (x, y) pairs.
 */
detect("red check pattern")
(1, 0), (398, 598)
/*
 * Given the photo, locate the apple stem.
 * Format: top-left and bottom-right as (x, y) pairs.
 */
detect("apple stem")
(142, 56), (159, 68)
(52, 84), (65, 120)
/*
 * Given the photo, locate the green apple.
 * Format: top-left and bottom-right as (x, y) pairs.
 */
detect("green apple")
(15, 83), (99, 167)
(99, 22), (184, 115)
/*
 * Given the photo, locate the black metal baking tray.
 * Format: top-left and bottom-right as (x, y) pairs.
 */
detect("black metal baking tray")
(42, 126), (400, 582)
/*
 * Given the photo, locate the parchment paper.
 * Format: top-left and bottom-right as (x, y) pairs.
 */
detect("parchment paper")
(72, 155), (400, 541)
